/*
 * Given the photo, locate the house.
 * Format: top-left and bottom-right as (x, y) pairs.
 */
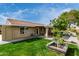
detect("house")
(0, 19), (51, 41)
(70, 22), (79, 33)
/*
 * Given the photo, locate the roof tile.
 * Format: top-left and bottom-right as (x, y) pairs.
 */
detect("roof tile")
(7, 19), (44, 27)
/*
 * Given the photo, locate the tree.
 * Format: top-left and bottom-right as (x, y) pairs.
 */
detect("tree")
(52, 18), (69, 30)
(51, 9), (79, 29)
(59, 10), (79, 24)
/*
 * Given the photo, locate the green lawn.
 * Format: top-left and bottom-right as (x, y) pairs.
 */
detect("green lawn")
(0, 38), (63, 56)
(65, 43), (79, 56)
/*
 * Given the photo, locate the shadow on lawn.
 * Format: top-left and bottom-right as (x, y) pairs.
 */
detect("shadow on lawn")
(12, 37), (43, 44)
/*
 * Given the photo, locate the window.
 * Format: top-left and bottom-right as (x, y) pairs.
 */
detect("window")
(20, 27), (24, 34)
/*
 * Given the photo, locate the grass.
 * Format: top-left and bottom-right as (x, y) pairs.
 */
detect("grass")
(0, 38), (63, 56)
(65, 43), (79, 56)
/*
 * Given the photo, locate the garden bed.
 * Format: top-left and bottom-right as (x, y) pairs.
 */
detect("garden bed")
(47, 41), (68, 54)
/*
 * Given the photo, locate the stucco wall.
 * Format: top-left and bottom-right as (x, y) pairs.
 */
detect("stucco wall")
(1, 26), (45, 41)
(2, 26), (13, 41)
(2, 26), (36, 41)
(12, 27), (36, 39)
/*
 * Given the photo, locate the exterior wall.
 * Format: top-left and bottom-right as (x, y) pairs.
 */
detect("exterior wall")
(11, 26), (45, 40)
(2, 26), (36, 41)
(1, 26), (46, 41)
(12, 27), (35, 39)
(2, 26), (13, 41)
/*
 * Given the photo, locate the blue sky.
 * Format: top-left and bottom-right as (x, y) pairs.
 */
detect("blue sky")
(0, 3), (79, 25)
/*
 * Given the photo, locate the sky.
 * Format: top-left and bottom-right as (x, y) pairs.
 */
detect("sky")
(0, 3), (79, 25)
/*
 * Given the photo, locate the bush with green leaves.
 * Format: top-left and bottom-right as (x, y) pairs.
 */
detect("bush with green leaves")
(52, 18), (69, 30)
(58, 38), (65, 45)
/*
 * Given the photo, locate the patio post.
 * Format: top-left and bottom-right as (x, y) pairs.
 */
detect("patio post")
(45, 27), (48, 38)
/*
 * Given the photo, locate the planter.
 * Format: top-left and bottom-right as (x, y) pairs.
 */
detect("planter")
(47, 41), (68, 54)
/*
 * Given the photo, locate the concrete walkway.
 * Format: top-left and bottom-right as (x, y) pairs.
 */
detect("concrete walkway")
(0, 41), (9, 44)
(0, 36), (42, 45)
(67, 36), (79, 45)
(45, 37), (53, 40)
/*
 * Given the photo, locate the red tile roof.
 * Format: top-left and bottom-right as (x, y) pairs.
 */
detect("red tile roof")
(6, 19), (44, 27)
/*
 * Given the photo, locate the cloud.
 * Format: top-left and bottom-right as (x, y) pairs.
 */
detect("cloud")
(38, 8), (72, 25)
(0, 9), (29, 21)
(11, 3), (15, 6)
(35, 7), (60, 25)
(0, 8), (37, 24)
(1, 3), (79, 25)
(0, 5), (61, 25)
(61, 8), (72, 12)
(0, 15), (8, 24)
(0, 10), (24, 24)
(56, 8), (72, 18)
(2, 9), (28, 18)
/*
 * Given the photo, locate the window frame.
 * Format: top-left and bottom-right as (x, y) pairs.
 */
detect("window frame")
(20, 27), (25, 34)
